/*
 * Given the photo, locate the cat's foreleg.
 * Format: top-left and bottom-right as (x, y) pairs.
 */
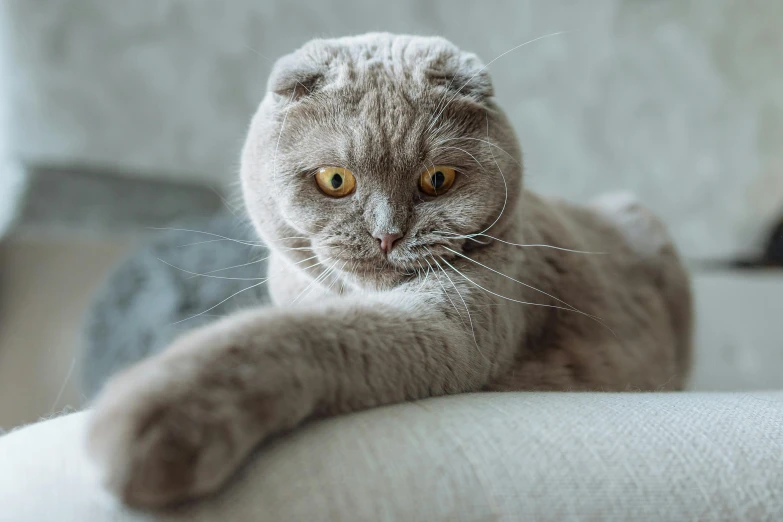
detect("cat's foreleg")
(86, 288), (497, 507)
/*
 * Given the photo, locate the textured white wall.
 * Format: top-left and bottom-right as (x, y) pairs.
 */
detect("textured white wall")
(0, 8), (26, 238)
(1, 0), (782, 259)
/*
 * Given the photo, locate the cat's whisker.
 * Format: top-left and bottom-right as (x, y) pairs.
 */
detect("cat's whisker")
(208, 185), (243, 220)
(432, 137), (522, 168)
(244, 43), (273, 63)
(437, 256), (571, 312)
(194, 253), (321, 280)
(428, 72), (461, 131)
(149, 227), (266, 247)
(298, 258), (329, 272)
(466, 236), (492, 245)
(49, 357), (76, 415)
(171, 280), (268, 325)
(430, 146), (484, 169)
(177, 238), (245, 248)
(475, 233), (606, 254)
(273, 88), (298, 185)
(340, 261), (357, 295)
(415, 260), (431, 292)
(309, 258), (343, 297)
(422, 256), (465, 326)
(273, 246), (321, 253)
(290, 261), (333, 305)
(269, 235), (312, 241)
(175, 233), (309, 249)
(442, 246), (585, 315)
(478, 111), (509, 235)
(156, 258), (269, 281)
(189, 256), (274, 278)
(426, 31), (566, 133)
(433, 231), (605, 254)
(426, 251), (486, 361)
(324, 260), (349, 294)
(438, 256), (618, 339)
(291, 257), (341, 305)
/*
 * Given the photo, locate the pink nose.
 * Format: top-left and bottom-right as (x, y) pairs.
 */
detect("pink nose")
(375, 232), (403, 254)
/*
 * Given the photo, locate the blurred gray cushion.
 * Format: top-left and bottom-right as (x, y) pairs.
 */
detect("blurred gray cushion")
(80, 213), (271, 398)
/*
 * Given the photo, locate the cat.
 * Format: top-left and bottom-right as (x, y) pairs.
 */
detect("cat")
(86, 33), (692, 507)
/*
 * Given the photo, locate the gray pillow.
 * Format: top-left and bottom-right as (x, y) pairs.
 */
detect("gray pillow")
(81, 213), (271, 399)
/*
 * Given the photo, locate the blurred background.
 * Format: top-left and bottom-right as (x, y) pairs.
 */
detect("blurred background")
(1, 0), (782, 430)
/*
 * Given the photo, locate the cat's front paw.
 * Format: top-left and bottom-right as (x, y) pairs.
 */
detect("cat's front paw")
(86, 345), (313, 507)
(86, 361), (238, 507)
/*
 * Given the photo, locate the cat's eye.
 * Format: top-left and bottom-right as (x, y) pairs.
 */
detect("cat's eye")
(419, 166), (456, 196)
(315, 167), (356, 197)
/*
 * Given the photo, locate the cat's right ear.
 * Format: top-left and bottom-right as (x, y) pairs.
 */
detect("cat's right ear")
(267, 53), (324, 102)
(425, 51), (494, 102)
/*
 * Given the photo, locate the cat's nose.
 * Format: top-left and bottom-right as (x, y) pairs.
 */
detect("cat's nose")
(374, 232), (403, 254)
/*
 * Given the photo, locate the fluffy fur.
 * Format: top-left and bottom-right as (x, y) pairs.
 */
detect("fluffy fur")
(87, 33), (692, 507)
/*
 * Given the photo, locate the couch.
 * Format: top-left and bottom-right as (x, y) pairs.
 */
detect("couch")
(2, 391), (782, 521)
(2, 2), (783, 520)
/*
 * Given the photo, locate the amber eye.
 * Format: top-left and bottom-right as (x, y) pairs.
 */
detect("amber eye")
(420, 166), (456, 196)
(315, 167), (356, 197)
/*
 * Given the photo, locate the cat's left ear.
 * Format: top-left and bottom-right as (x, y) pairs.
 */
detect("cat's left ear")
(267, 53), (325, 101)
(426, 52), (494, 101)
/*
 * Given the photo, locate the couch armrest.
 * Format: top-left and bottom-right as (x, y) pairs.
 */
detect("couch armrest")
(2, 392), (782, 521)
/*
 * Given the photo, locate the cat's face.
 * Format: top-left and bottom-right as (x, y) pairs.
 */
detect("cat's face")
(241, 33), (522, 289)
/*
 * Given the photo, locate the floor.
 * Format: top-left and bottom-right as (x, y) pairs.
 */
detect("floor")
(1, 237), (782, 432)
(0, 238), (133, 431)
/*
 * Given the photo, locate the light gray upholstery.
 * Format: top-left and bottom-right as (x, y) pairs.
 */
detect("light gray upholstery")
(2, 392), (782, 521)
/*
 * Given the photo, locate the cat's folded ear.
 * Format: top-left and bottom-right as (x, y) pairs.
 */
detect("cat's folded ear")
(426, 51), (494, 101)
(267, 53), (325, 101)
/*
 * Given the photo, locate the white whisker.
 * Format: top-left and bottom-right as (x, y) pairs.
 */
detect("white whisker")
(156, 258), (269, 281)
(191, 253), (318, 280)
(209, 185), (243, 220)
(172, 280), (267, 325)
(439, 256), (618, 338)
(49, 358), (76, 415)
(477, 111), (508, 235)
(430, 146), (484, 169)
(435, 231), (605, 254)
(423, 256), (465, 325)
(149, 227), (265, 247)
(415, 260), (431, 292)
(291, 257), (339, 305)
(324, 260), (348, 294)
(177, 238), (242, 248)
(194, 256), (273, 277)
(432, 137), (522, 168)
(426, 32), (566, 132)
(427, 251), (486, 361)
(443, 246), (586, 315)
(273, 88), (298, 184)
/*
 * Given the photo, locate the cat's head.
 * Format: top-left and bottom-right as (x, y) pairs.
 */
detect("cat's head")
(241, 33), (522, 290)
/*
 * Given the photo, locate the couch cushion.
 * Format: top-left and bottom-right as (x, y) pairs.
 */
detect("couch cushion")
(2, 392), (782, 521)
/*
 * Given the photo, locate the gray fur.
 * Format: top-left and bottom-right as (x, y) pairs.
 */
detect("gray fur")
(87, 34), (692, 507)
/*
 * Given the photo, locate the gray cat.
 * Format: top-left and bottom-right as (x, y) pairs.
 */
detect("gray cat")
(87, 33), (692, 507)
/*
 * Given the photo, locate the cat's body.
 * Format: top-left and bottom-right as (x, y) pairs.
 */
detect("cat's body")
(87, 33), (692, 507)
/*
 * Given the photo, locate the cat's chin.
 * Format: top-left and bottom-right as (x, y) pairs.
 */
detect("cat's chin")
(337, 258), (416, 290)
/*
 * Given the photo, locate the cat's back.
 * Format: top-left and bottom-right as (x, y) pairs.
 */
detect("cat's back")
(506, 191), (693, 390)
(566, 192), (693, 384)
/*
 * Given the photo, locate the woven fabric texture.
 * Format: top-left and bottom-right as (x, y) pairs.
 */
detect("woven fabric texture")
(2, 392), (782, 521)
